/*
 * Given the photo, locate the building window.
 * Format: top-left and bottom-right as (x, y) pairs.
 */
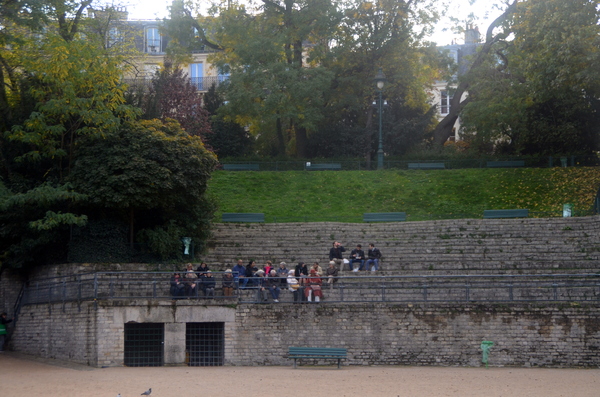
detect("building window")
(190, 63), (203, 90)
(441, 91), (452, 115)
(107, 27), (121, 48)
(146, 27), (161, 53)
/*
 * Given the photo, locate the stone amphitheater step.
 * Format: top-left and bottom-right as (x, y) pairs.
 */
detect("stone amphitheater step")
(201, 216), (600, 275)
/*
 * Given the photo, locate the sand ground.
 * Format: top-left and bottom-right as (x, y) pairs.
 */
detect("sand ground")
(0, 352), (599, 397)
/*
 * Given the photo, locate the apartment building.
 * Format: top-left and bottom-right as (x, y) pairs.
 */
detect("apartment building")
(89, 7), (227, 92)
(429, 26), (481, 142)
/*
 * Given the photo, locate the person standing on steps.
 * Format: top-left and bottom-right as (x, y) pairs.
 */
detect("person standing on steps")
(329, 241), (346, 269)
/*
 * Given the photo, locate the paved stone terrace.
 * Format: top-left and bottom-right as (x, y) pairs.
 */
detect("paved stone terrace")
(202, 216), (600, 275)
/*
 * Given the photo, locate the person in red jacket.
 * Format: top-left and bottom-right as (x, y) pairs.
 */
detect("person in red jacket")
(304, 269), (323, 303)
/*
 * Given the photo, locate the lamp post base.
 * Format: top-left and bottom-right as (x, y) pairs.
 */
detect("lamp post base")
(377, 149), (384, 170)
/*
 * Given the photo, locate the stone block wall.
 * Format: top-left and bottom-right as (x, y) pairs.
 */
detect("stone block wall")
(233, 303), (600, 367)
(10, 301), (97, 365)
(0, 269), (25, 316)
(93, 302), (236, 367)
(10, 300), (600, 368)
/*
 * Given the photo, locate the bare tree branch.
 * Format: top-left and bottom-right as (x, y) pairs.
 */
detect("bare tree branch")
(432, 0), (518, 146)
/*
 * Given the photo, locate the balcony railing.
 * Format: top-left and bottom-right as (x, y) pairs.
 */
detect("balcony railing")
(21, 272), (600, 306)
(124, 75), (229, 92)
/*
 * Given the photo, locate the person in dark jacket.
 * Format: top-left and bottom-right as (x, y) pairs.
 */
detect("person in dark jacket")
(0, 312), (13, 352)
(246, 260), (259, 287)
(196, 262), (210, 277)
(266, 270), (281, 302)
(349, 244), (365, 271)
(366, 243), (382, 271)
(294, 262), (308, 278)
(232, 259), (247, 289)
(202, 271), (216, 298)
(294, 262), (309, 302)
(170, 272), (185, 299)
(329, 241), (346, 269)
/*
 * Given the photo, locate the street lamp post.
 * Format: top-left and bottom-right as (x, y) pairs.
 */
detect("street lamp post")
(374, 68), (386, 170)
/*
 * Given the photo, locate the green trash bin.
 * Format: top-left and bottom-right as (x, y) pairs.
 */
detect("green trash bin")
(480, 341), (494, 368)
(560, 157), (568, 167)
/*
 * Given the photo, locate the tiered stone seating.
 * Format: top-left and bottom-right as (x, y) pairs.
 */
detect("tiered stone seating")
(202, 216), (600, 276)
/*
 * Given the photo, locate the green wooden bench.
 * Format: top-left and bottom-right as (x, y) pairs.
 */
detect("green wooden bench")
(222, 164), (260, 171)
(483, 209), (529, 219)
(486, 160), (525, 168)
(305, 163), (342, 171)
(363, 212), (407, 222)
(407, 162), (445, 170)
(288, 347), (347, 369)
(222, 213), (265, 222)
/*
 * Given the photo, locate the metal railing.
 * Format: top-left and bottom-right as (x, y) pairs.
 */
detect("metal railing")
(124, 76), (227, 92)
(217, 155), (600, 171)
(258, 209), (595, 223)
(21, 272), (600, 306)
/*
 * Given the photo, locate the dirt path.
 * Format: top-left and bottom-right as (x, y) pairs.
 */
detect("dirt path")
(1, 353), (598, 397)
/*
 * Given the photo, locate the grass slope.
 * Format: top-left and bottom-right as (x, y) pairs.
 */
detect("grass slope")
(208, 167), (600, 222)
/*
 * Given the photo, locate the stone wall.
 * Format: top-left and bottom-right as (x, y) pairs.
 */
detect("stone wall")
(234, 303), (600, 367)
(0, 269), (25, 317)
(94, 302), (236, 367)
(10, 300), (600, 368)
(10, 301), (97, 365)
(4, 217), (600, 367)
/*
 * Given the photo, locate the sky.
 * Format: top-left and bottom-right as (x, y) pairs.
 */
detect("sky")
(120, 0), (505, 46)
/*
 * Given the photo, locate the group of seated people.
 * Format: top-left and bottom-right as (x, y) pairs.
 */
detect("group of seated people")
(170, 260), (341, 302)
(329, 242), (382, 272)
(169, 242), (381, 301)
(232, 259), (340, 303)
(170, 263), (224, 299)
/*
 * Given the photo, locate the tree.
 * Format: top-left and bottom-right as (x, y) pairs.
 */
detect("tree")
(431, 0), (518, 147)
(317, 0), (443, 159)
(166, 0), (340, 157)
(438, 0), (600, 155)
(0, 2), (142, 271)
(69, 119), (218, 258)
(0, 182), (88, 270)
(203, 84), (252, 157)
(139, 61), (213, 141)
(3, 9), (139, 182)
(165, 0), (443, 159)
(0, 2), (218, 269)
